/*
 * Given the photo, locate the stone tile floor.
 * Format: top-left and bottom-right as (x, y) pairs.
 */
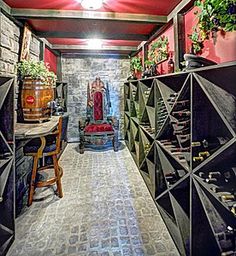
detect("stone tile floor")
(8, 142), (180, 256)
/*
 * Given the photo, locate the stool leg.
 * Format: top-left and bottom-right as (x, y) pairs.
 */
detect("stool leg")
(28, 156), (38, 206)
(52, 154), (63, 198)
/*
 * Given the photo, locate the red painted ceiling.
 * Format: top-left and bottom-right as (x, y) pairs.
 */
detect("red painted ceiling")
(4, 0), (183, 55)
(27, 19), (156, 35)
(4, 0), (181, 16)
(48, 38), (140, 46)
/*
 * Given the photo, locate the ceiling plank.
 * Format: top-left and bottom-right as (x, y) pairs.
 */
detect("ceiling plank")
(52, 44), (137, 51)
(11, 8), (167, 24)
(0, 0), (11, 14)
(36, 31), (148, 41)
(167, 0), (194, 21)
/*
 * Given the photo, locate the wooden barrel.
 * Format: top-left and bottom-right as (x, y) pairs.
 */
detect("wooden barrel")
(21, 78), (54, 122)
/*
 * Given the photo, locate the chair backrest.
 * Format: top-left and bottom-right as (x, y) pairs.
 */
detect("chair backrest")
(87, 77), (111, 123)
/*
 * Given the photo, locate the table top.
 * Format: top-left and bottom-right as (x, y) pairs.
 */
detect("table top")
(15, 116), (60, 139)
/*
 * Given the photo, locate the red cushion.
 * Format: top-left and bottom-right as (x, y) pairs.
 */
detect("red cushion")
(93, 91), (103, 121)
(84, 123), (114, 133)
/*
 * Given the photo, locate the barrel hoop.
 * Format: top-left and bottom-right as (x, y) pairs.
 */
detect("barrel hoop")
(22, 86), (52, 90)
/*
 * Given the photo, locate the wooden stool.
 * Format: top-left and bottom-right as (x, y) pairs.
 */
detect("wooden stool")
(24, 117), (63, 206)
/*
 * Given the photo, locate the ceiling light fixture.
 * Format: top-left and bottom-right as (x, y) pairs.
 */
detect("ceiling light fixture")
(87, 39), (103, 49)
(81, 0), (103, 10)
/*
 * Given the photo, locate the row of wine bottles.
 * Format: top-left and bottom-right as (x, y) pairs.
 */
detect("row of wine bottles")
(192, 137), (228, 167)
(199, 168), (236, 217)
(156, 97), (168, 132)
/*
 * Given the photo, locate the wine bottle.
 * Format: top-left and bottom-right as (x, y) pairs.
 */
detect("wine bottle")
(220, 194), (236, 202)
(216, 226), (236, 240)
(173, 127), (190, 135)
(165, 173), (178, 184)
(173, 100), (190, 107)
(192, 137), (228, 150)
(231, 204), (236, 216)
(208, 171), (221, 179)
(169, 93), (178, 98)
(205, 177), (218, 184)
(170, 147), (190, 153)
(193, 156), (204, 162)
(223, 168), (236, 183)
(199, 172), (207, 178)
(198, 151), (210, 158)
(221, 251), (236, 256)
(171, 119), (190, 127)
(172, 109), (191, 118)
(178, 134), (190, 147)
(167, 53), (174, 73)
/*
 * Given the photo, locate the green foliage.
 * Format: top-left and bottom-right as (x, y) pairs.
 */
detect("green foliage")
(189, 0), (236, 53)
(17, 60), (57, 84)
(195, 0), (236, 32)
(130, 56), (142, 71)
(147, 36), (169, 65)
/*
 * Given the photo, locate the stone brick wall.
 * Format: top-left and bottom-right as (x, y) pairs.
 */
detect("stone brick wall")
(0, 12), (20, 75)
(62, 57), (130, 142)
(0, 12), (40, 77)
(0, 12), (41, 216)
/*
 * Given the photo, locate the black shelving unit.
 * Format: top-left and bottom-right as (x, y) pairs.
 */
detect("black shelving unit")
(0, 76), (15, 256)
(55, 81), (68, 112)
(124, 62), (236, 256)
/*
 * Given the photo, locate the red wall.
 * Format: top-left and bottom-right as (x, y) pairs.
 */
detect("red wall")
(185, 6), (236, 63)
(44, 48), (57, 74)
(147, 24), (175, 75)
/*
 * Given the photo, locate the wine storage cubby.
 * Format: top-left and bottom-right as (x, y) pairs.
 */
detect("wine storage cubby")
(124, 62), (236, 256)
(0, 76), (15, 256)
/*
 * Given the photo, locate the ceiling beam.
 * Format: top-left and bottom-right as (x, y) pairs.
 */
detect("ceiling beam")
(0, 0), (11, 14)
(11, 8), (167, 24)
(62, 52), (129, 59)
(39, 38), (52, 49)
(36, 31), (148, 41)
(167, 0), (194, 21)
(52, 44), (137, 51)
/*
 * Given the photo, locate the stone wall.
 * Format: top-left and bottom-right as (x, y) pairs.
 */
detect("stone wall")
(0, 12), (40, 77)
(0, 12), (41, 216)
(0, 12), (20, 75)
(62, 57), (130, 142)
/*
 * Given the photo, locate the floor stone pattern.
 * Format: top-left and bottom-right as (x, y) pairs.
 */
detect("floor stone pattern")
(8, 143), (179, 256)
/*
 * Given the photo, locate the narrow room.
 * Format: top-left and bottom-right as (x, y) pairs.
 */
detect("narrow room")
(0, 0), (235, 255)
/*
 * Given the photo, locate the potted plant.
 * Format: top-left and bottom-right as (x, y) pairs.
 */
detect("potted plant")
(16, 60), (57, 122)
(17, 60), (57, 86)
(189, 0), (236, 51)
(130, 56), (142, 73)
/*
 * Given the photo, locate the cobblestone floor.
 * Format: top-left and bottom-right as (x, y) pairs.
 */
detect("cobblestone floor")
(8, 142), (179, 256)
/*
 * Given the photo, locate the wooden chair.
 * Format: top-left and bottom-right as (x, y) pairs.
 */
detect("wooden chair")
(79, 77), (119, 153)
(24, 117), (63, 206)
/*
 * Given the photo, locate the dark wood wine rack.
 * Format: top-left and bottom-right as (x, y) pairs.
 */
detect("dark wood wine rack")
(0, 76), (15, 256)
(124, 62), (236, 256)
(55, 81), (68, 112)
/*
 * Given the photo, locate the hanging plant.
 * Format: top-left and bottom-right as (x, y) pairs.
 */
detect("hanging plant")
(189, 0), (236, 52)
(146, 36), (169, 65)
(130, 56), (142, 72)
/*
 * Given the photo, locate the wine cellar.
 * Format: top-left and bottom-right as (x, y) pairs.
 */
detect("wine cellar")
(124, 62), (236, 256)
(0, 76), (15, 256)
